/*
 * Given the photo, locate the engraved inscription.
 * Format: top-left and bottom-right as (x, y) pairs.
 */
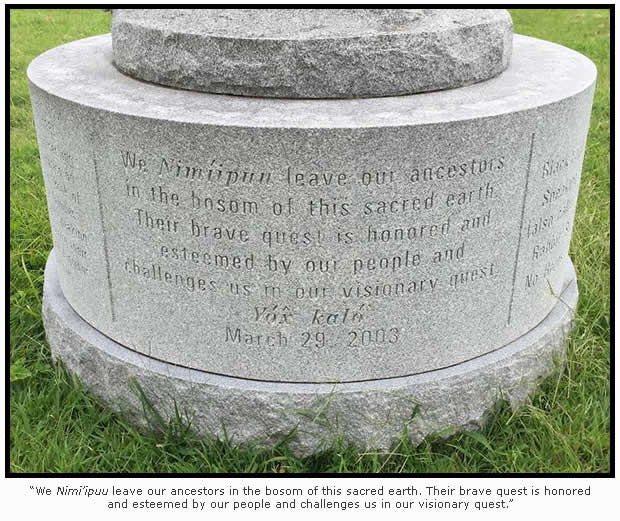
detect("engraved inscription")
(107, 143), (517, 359)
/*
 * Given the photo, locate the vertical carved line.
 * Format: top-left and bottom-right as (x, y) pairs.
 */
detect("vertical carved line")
(93, 151), (116, 322)
(507, 132), (536, 325)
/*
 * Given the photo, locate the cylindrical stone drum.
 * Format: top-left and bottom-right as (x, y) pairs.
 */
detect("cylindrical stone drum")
(29, 9), (596, 453)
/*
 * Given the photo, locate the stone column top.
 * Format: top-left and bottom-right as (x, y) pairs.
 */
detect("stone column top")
(111, 8), (513, 98)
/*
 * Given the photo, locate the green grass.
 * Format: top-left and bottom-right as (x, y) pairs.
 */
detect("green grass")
(9, 9), (610, 473)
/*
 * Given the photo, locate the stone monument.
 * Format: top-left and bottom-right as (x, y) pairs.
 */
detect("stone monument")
(28, 9), (596, 454)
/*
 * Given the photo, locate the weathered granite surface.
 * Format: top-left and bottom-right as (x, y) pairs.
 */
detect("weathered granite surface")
(110, 9), (513, 98)
(29, 8), (598, 450)
(43, 249), (577, 455)
(28, 34), (595, 384)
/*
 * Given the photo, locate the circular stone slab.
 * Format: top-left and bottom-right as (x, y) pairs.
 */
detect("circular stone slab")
(28, 34), (595, 384)
(30, 30), (594, 452)
(43, 249), (577, 455)
(111, 8), (513, 98)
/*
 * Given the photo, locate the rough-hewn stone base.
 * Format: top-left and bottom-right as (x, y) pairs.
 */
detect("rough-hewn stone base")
(43, 249), (577, 456)
(111, 9), (512, 98)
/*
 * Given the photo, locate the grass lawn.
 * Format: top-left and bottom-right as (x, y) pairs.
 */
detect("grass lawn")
(9, 9), (610, 473)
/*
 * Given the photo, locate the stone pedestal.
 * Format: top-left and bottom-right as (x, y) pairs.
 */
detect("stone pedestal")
(111, 9), (513, 97)
(29, 9), (596, 454)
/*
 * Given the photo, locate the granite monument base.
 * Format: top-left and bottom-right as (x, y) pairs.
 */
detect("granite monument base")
(43, 249), (577, 455)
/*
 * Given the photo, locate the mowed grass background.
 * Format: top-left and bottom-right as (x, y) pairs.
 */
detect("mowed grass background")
(9, 9), (610, 473)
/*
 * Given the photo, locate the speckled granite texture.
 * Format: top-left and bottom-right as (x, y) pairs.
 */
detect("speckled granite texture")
(30, 19), (595, 451)
(111, 9), (513, 98)
(28, 34), (595, 383)
(44, 250), (576, 454)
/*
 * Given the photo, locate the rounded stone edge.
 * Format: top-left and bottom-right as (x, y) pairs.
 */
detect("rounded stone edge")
(42, 249), (577, 455)
(27, 34), (596, 129)
(111, 10), (513, 98)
